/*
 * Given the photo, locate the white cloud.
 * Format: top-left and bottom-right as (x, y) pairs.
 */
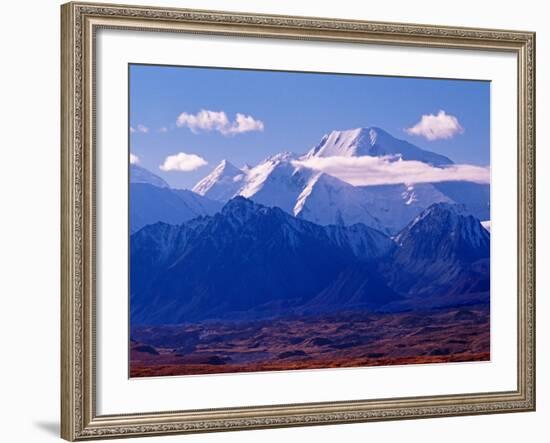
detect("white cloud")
(230, 113), (264, 134)
(159, 126), (169, 133)
(159, 152), (208, 172)
(130, 124), (149, 134)
(176, 109), (264, 136)
(405, 110), (464, 141)
(129, 153), (140, 164)
(293, 155), (489, 187)
(176, 110), (228, 133)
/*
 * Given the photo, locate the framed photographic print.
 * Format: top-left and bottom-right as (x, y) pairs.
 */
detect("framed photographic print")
(61, 2), (536, 440)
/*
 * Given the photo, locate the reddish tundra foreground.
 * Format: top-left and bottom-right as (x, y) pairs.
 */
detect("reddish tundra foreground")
(130, 304), (490, 377)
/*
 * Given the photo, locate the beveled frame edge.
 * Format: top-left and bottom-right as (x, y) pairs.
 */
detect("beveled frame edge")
(60, 1), (536, 441)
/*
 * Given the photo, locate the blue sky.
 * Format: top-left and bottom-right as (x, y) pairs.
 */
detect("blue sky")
(129, 64), (490, 189)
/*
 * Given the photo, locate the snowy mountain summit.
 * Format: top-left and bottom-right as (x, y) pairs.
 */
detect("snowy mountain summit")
(192, 127), (458, 209)
(192, 159), (245, 201)
(130, 164), (170, 188)
(130, 126), (489, 236)
(304, 127), (453, 166)
(129, 164), (221, 233)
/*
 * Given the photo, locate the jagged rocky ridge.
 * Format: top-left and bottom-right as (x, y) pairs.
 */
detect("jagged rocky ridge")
(130, 199), (490, 325)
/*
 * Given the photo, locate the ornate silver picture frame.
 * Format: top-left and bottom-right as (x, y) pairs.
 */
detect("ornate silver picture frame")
(61, 2), (535, 440)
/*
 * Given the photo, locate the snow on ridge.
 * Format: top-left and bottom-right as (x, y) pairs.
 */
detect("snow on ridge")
(192, 125), (456, 203)
(368, 128), (379, 146)
(238, 158), (279, 198)
(303, 127), (367, 158)
(302, 125), (454, 167)
(293, 172), (324, 216)
(130, 164), (170, 188)
(186, 126), (483, 234)
(192, 159), (245, 200)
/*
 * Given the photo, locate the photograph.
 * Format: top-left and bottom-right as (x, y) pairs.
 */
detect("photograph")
(128, 65), (491, 377)
(56, 2), (536, 440)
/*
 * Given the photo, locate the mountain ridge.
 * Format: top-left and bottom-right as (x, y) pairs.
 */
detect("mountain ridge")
(130, 197), (396, 324)
(303, 127), (454, 165)
(129, 126), (489, 237)
(130, 163), (170, 188)
(385, 202), (490, 304)
(192, 159), (245, 201)
(130, 200), (489, 324)
(184, 126), (487, 234)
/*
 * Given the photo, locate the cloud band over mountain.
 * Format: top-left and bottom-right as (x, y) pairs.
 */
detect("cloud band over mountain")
(293, 155), (489, 186)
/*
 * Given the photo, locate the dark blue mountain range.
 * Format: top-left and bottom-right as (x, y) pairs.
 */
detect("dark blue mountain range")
(384, 203), (490, 309)
(130, 198), (490, 325)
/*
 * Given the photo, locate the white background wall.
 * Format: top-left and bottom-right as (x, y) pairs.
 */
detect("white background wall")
(0, 0), (546, 442)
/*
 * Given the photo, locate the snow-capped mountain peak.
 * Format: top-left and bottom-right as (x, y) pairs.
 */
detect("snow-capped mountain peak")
(263, 151), (298, 163)
(211, 159), (242, 178)
(304, 126), (453, 166)
(130, 164), (170, 188)
(239, 156), (301, 199)
(305, 127), (372, 158)
(192, 159), (245, 201)
(188, 126), (486, 234)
